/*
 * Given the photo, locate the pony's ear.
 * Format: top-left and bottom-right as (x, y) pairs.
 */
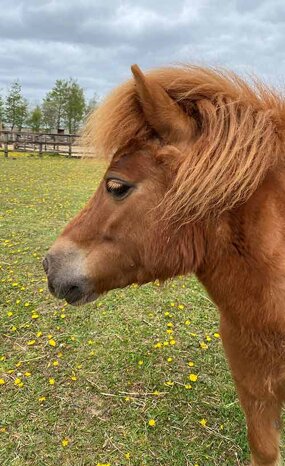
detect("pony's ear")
(131, 64), (197, 144)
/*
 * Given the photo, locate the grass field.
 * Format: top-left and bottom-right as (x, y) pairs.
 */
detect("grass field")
(1, 153), (278, 466)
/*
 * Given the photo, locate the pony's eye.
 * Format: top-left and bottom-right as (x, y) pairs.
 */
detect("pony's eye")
(106, 179), (132, 199)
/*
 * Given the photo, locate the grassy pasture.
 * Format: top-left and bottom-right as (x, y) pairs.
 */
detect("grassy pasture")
(1, 153), (278, 465)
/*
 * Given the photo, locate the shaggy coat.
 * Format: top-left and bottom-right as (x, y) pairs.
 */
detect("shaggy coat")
(46, 65), (285, 466)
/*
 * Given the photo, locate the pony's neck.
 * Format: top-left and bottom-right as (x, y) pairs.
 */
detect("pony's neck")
(196, 168), (285, 333)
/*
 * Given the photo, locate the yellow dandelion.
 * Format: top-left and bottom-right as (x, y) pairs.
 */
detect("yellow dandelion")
(154, 342), (162, 349)
(167, 357), (173, 363)
(200, 342), (208, 350)
(53, 361), (59, 367)
(200, 418), (207, 427)
(61, 438), (69, 447)
(164, 380), (174, 386)
(148, 419), (156, 427)
(169, 339), (176, 345)
(214, 332), (221, 338)
(0, 379), (5, 385)
(31, 313), (39, 319)
(178, 304), (184, 310)
(185, 320), (191, 325)
(24, 372), (31, 377)
(27, 340), (36, 346)
(36, 331), (43, 337)
(185, 384), (192, 389)
(125, 452), (131, 459)
(138, 360), (143, 366)
(38, 396), (46, 402)
(189, 373), (198, 382)
(48, 339), (56, 347)
(49, 378), (55, 385)
(188, 361), (195, 367)
(7, 311), (13, 317)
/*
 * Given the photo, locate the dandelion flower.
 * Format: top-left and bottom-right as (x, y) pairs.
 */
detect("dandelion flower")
(62, 438), (69, 447)
(49, 378), (55, 385)
(0, 379), (5, 385)
(48, 339), (56, 347)
(189, 374), (198, 382)
(148, 419), (156, 427)
(27, 340), (36, 346)
(200, 418), (207, 427)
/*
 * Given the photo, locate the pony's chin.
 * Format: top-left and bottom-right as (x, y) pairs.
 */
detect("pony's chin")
(66, 291), (99, 306)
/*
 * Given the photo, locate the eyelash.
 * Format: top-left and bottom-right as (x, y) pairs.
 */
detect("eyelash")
(106, 179), (133, 199)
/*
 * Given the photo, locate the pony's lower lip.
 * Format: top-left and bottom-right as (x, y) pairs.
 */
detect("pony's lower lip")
(66, 292), (99, 306)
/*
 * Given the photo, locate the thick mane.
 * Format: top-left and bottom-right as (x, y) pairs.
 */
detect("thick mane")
(84, 66), (285, 221)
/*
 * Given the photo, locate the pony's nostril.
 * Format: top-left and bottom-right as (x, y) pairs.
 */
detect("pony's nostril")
(42, 256), (49, 274)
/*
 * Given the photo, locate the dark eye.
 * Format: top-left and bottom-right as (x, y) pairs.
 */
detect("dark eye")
(106, 179), (133, 200)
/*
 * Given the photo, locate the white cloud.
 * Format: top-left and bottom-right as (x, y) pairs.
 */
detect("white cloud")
(0, 0), (284, 102)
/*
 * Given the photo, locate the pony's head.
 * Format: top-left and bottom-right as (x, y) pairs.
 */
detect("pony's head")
(43, 65), (206, 304)
(43, 65), (282, 304)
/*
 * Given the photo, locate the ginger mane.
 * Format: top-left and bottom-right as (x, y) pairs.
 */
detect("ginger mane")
(83, 66), (285, 221)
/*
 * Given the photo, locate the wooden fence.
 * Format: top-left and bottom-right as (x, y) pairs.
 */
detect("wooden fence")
(0, 130), (84, 158)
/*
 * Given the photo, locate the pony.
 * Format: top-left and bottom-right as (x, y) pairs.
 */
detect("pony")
(43, 64), (285, 466)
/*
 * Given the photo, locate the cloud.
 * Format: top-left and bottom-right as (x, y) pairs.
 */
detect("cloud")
(0, 0), (284, 104)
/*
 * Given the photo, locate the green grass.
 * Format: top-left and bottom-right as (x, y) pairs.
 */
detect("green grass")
(0, 153), (267, 465)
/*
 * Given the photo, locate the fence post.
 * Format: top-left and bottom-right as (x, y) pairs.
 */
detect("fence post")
(68, 136), (72, 157)
(4, 132), (8, 158)
(39, 135), (43, 157)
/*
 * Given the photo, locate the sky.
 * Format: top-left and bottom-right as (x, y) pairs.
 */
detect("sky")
(1, 0), (285, 104)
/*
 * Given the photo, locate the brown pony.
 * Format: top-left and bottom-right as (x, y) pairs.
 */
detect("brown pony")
(43, 64), (285, 466)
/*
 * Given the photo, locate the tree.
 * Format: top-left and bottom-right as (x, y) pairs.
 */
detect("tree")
(42, 79), (68, 131)
(5, 81), (28, 130)
(63, 79), (86, 133)
(0, 95), (4, 127)
(27, 105), (42, 132)
(85, 93), (99, 118)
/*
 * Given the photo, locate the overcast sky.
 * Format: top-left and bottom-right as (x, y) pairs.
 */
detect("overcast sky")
(1, 0), (285, 104)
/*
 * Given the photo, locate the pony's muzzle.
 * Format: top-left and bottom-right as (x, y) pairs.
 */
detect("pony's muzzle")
(42, 245), (94, 305)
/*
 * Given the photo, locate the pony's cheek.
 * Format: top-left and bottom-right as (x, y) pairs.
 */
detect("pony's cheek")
(84, 244), (143, 293)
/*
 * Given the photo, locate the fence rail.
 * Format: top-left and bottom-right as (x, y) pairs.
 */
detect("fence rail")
(0, 130), (85, 157)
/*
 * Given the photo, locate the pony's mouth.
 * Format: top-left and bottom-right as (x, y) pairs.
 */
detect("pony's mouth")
(47, 276), (98, 306)
(66, 291), (99, 306)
